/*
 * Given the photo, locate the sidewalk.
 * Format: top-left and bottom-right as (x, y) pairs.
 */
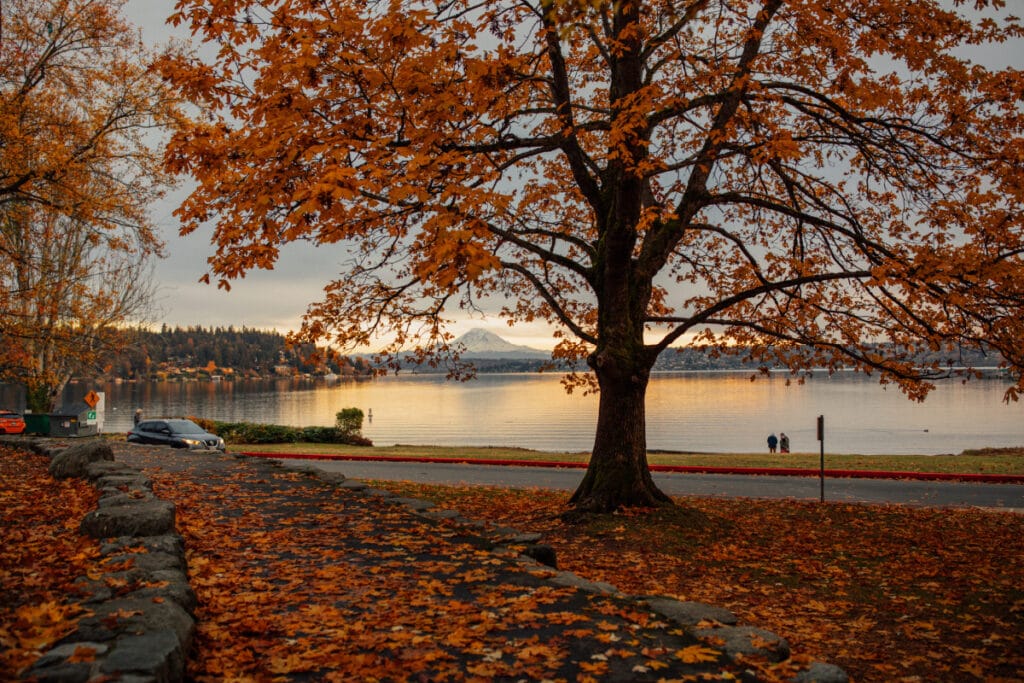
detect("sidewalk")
(99, 443), (842, 682)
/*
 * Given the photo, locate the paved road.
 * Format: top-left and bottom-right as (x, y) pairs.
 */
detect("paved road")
(283, 458), (1024, 511)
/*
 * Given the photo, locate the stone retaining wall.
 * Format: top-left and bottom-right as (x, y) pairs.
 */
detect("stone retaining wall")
(4, 438), (194, 683)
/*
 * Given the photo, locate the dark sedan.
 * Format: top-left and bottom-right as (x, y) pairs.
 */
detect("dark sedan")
(127, 419), (226, 452)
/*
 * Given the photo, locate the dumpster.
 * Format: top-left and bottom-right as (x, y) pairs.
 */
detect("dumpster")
(48, 402), (98, 437)
(23, 413), (50, 436)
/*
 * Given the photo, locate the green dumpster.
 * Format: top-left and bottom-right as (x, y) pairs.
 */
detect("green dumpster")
(23, 413), (50, 436)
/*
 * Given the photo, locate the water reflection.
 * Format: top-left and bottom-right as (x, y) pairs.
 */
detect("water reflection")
(2, 372), (1020, 455)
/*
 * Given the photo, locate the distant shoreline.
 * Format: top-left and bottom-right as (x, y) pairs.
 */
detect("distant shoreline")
(55, 363), (1012, 384)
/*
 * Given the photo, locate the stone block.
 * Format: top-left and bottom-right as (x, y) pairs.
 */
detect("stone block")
(693, 625), (790, 662)
(49, 442), (115, 479)
(793, 662), (850, 683)
(100, 631), (186, 682)
(81, 499), (175, 539)
(101, 534), (186, 557)
(644, 596), (738, 626)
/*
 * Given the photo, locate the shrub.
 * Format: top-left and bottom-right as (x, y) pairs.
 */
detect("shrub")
(238, 422), (301, 444)
(187, 411), (372, 446)
(188, 416), (219, 433)
(301, 426), (340, 443)
(335, 408), (364, 436)
(188, 418), (301, 444)
(301, 426), (373, 447)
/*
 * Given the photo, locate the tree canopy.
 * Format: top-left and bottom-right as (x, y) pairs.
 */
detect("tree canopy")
(161, 0), (1024, 510)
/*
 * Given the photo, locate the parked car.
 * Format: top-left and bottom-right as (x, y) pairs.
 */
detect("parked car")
(127, 419), (226, 452)
(0, 410), (26, 435)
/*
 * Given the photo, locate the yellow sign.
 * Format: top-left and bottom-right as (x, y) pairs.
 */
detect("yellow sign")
(84, 391), (100, 408)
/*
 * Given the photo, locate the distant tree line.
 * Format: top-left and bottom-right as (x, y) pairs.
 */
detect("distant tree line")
(652, 345), (1005, 373)
(94, 325), (1006, 381)
(102, 325), (373, 380)
(390, 342), (1007, 375)
(383, 343), (1005, 375)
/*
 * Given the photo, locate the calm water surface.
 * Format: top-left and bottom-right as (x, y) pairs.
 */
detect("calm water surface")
(29, 371), (1023, 455)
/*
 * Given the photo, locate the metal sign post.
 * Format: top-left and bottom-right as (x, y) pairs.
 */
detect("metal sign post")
(817, 415), (825, 502)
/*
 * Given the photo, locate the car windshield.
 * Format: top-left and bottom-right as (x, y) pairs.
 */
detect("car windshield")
(165, 420), (206, 435)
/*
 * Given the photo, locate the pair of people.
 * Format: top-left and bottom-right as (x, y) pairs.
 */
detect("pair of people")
(767, 432), (790, 453)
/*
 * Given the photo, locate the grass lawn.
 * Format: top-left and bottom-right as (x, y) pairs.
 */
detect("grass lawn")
(232, 442), (1024, 475)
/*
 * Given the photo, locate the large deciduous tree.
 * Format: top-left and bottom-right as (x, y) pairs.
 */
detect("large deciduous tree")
(161, 0), (1024, 511)
(0, 0), (178, 410)
(1, 203), (158, 411)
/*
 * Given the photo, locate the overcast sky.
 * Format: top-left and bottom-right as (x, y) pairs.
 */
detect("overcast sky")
(123, 2), (342, 336)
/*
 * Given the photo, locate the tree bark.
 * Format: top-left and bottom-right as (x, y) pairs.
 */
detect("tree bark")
(569, 350), (671, 512)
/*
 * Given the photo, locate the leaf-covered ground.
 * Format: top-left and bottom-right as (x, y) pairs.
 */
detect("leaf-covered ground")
(371, 481), (1024, 683)
(5, 441), (1021, 682)
(116, 448), (793, 682)
(0, 448), (101, 675)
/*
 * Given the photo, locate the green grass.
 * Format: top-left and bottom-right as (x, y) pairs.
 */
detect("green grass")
(232, 442), (1024, 475)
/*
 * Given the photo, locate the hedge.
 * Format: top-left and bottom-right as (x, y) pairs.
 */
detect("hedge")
(188, 409), (372, 446)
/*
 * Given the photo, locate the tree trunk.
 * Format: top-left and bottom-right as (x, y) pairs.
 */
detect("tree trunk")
(48, 373), (71, 412)
(569, 355), (671, 512)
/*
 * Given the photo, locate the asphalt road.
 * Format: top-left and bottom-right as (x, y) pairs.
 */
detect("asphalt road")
(284, 458), (1024, 511)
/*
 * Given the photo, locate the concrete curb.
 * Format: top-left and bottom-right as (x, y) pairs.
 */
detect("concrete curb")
(239, 450), (1024, 484)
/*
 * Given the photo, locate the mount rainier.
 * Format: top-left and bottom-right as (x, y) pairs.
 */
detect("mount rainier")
(451, 329), (550, 359)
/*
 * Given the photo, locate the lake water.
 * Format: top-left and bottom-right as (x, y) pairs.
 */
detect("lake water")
(12, 371), (1022, 455)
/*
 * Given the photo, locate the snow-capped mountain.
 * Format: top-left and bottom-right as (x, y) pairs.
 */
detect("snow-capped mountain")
(452, 328), (550, 359)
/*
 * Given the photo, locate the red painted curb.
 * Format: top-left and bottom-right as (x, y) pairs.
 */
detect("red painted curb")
(237, 451), (1024, 484)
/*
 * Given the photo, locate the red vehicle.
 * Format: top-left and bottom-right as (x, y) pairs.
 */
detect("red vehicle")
(0, 410), (26, 435)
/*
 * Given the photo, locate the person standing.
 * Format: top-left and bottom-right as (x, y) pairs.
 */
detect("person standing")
(767, 433), (778, 453)
(133, 408), (143, 426)
(779, 432), (790, 453)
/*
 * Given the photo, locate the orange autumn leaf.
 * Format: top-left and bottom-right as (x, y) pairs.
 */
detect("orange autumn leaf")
(675, 645), (723, 664)
(66, 646), (98, 663)
(578, 660), (609, 675)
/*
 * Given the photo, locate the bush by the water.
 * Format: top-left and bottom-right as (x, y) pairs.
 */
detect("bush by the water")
(189, 409), (371, 446)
